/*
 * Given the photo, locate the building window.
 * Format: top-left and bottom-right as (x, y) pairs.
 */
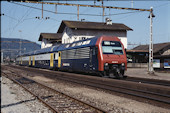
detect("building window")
(82, 37), (86, 40)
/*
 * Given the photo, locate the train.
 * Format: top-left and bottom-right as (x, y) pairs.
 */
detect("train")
(16, 35), (127, 78)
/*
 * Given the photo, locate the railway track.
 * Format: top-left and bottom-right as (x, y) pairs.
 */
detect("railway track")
(122, 76), (170, 87)
(3, 65), (170, 109)
(2, 69), (107, 113)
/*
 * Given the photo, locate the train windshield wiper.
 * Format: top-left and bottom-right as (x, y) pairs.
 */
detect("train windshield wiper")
(112, 49), (115, 54)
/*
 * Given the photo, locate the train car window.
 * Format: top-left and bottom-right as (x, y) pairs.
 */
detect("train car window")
(59, 52), (61, 57)
(102, 41), (123, 55)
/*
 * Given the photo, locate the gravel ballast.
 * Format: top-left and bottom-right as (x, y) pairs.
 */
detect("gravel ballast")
(2, 65), (170, 112)
(1, 76), (53, 113)
(31, 75), (170, 113)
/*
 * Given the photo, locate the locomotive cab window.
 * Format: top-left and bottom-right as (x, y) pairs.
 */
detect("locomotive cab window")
(102, 41), (124, 55)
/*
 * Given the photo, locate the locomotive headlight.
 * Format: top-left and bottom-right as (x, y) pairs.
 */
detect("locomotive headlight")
(121, 63), (125, 66)
(104, 63), (109, 70)
(105, 63), (108, 66)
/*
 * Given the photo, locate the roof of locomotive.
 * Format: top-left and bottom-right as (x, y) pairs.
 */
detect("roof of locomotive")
(18, 36), (120, 56)
(57, 36), (99, 51)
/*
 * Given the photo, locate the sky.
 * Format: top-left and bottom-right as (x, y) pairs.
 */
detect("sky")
(1, 1), (170, 49)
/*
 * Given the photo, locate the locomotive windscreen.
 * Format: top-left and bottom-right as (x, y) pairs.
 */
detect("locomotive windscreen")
(102, 41), (124, 55)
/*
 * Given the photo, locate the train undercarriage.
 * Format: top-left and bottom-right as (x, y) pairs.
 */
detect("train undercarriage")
(101, 63), (126, 78)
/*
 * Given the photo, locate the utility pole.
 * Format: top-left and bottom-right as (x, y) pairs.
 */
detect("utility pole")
(19, 30), (22, 56)
(148, 7), (155, 74)
(77, 5), (79, 21)
(102, 1), (104, 22)
(42, 1), (43, 18)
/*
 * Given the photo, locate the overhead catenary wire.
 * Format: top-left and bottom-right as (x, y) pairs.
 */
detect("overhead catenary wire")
(10, 2), (143, 17)
(7, 2), (36, 38)
(3, 14), (20, 21)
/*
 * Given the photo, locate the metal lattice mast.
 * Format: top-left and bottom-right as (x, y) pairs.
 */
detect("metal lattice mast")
(149, 7), (154, 74)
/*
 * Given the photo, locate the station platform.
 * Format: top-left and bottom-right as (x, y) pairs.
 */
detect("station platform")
(126, 68), (170, 81)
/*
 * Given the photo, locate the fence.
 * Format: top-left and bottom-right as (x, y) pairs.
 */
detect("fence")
(127, 63), (148, 68)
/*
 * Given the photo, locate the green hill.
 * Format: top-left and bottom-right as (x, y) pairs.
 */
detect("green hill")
(1, 38), (41, 60)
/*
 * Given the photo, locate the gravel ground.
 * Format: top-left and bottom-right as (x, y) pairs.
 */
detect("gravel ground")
(1, 75), (53, 113)
(31, 75), (170, 113)
(126, 68), (170, 81)
(2, 65), (170, 113)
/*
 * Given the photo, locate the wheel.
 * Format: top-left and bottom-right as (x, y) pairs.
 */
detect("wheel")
(99, 71), (107, 77)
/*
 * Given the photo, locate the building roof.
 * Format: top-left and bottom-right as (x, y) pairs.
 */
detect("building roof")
(38, 33), (62, 41)
(132, 42), (170, 54)
(126, 49), (149, 53)
(57, 20), (133, 33)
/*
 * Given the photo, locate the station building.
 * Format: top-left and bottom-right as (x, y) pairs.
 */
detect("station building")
(57, 20), (132, 49)
(38, 33), (62, 49)
(127, 42), (170, 70)
(38, 19), (132, 49)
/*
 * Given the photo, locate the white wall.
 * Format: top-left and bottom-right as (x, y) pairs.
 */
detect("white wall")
(41, 38), (53, 49)
(62, 27), (128, 49)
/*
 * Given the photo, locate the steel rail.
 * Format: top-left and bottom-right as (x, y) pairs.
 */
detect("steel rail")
(9, 65), (170, 104)
(2, 72), (58, 113)
(9, 64), (170, 87)
(3, 66), (170, 106)
(47, 74), (170, 103)
(2, 69), (107, 113)
(122, 77), (170, 87)
(57, 75), (170, 104)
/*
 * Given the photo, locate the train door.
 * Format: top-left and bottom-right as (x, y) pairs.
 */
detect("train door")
(29, 56), (31, 66)
(50, 53), (54, 67)
(58, 51), (61, 68)
(33, 56), (35, 66)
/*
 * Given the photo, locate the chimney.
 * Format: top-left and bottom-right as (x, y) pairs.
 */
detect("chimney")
(105, 17), (112, 25)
